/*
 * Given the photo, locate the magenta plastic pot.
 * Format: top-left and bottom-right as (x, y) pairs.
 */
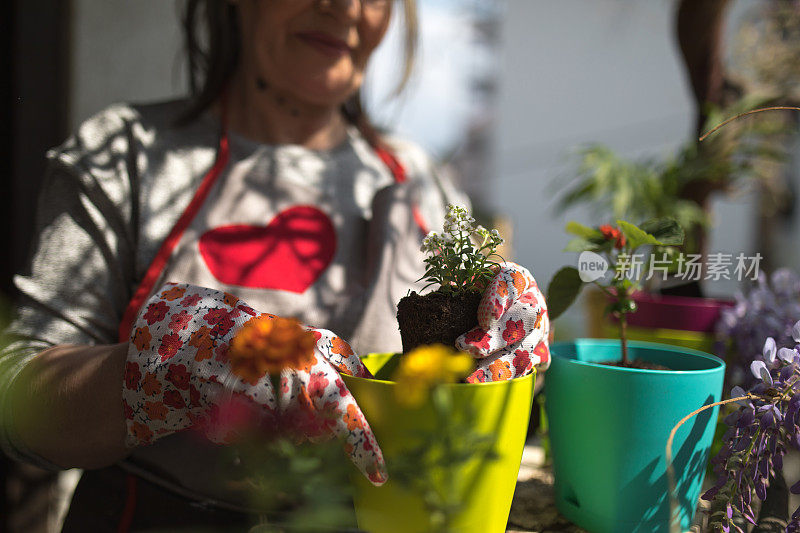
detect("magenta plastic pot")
(625, 292), (734, 333)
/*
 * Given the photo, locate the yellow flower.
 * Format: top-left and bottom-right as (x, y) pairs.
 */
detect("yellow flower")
(393, 344), (474, 407)
(228, 316), (316, 385)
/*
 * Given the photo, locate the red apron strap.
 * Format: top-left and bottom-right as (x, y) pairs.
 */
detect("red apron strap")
(115, 128), (422, 533)
(117, 121), (230, 343)
(117, 474), (138, 533)
(115, 109), (229, 533)
(373, 145), (429, 236)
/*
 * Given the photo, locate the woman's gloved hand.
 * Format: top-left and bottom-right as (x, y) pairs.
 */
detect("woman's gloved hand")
(456, 262), (550, 383)
(122, 283), (387, 485)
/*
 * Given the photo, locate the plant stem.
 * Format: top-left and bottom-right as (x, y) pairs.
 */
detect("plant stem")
(617, 284), (630, 365)
(665, 394), (757, 533)
(270, 373), (282, 411)
(592, 282), (615, 297)
(620, 315), (629, 366)
(699, 106), (800, 141)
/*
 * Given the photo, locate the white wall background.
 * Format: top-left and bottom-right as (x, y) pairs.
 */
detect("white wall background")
(489, 0), (766, 336)
(69, 0), (187, 129)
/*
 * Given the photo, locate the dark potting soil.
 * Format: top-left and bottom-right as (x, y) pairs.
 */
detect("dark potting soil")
(396, 289), (481, 354)
(599, 359), (672, 371)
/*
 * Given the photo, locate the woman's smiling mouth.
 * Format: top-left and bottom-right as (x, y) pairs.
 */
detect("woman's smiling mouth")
(295, 31), (352, 58)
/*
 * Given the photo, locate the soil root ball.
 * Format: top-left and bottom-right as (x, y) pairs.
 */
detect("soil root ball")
(397, 290), (482, 354)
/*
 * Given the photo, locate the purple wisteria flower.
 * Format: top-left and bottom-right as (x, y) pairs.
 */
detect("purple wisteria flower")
(703, 320), (800, 532)
(717, 269), (800, 389)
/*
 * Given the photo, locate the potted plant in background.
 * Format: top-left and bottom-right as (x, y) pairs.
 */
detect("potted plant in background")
(557, 96), (789, 354)
(545, 218), (726, 532)
(342, 205), (536, 533)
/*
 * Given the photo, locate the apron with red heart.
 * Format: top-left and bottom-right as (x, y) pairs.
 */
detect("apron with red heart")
(118, 120), (429, 352)
(109, 109), (434, 528)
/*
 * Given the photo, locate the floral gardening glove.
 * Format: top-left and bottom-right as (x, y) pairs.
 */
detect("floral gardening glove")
(122, 283), (387, 485)
(455, 262), (550, 383)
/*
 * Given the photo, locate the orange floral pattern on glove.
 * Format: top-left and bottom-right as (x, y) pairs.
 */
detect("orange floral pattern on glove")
(123, 283), (387, 486)
(132, 326), (152, 351)
(456, 262), (550, 383)
(160, 285), (187, 301)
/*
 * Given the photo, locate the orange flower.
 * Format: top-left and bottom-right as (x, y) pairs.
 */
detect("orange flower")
(143, 401), (168, 421)
(488, 359), (512, 381)
(344, 403), (365, 432)
(131, 421), (154, 444)
(160, 285), (187, 301)
(228, 316), (316, 385)
(330, 336), (354, 357)
(141, 372), (162, 396)
(533, 310), (544, 330)
(132, 326), (152, 351)
(510, 270), (527, 294)
(223, 292), (239, 308)
(189, 326), (214, 362)
(599, 224), (626, 249)
(496, 280), (509, 298)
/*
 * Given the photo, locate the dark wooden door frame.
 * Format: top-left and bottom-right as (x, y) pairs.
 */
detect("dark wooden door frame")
(3, 2), (71, 532)
(4, 0), (72, 297)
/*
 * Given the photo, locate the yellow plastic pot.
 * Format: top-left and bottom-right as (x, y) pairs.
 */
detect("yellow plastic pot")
(342, 353), (535, 533)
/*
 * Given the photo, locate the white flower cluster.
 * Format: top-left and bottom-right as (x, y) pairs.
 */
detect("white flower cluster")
(418, 204), (505, 291)
(475, 226), (503, 244)
(420, 231), (453, 253)
(443, 204), (475, 234)
(421, 205), (505, 254)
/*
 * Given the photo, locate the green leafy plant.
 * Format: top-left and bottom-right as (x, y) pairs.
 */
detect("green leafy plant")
(389, 344), (496, 532)
(236, 437), (357, 532)
(399, 204), (506, 353)
(557, 96), (789, 264)
(547, 218), (684, 364)
(221, 317), (356, 532)
(559, 145), (706, 256)
(419, 204), (505, 293)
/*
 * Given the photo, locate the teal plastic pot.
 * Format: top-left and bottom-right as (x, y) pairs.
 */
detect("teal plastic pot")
(545, 339), (725, 533)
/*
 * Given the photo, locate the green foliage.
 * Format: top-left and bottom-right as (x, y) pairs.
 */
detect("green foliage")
(231, 436), (357, 532)
(548, 219), (686, 321)
(557, 96), (790, 255)
(617, 220), (662, 249)
(389, 386), (497, 532)
(547, 218), (685, 362)
(558, 145), (706, 252)
(638, 218), (686, 246)
(546, 267), (583, 321)
(420, 205), (505, 293)
(565, 221), (602, 240)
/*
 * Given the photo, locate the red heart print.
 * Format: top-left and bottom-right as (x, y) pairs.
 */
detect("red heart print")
(199, 205), (336, 293)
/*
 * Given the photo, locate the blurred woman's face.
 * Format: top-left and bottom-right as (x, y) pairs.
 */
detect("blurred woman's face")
(234, 0), (393, 107)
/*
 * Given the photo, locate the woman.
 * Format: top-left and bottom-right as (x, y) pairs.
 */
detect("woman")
(0, 0), (549, 530)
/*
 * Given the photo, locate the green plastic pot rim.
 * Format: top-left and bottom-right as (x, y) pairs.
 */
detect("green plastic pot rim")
(343, 368), (536, 389)
(551, 338), (724, 376)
